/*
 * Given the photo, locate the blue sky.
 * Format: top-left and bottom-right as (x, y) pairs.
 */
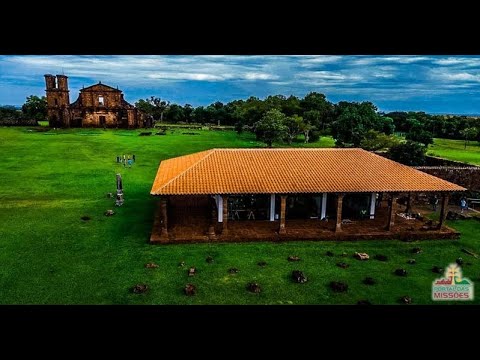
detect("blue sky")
(2, 55), (480, 114)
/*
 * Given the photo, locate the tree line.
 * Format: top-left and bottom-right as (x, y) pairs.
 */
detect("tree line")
(3, 93), (479, 166)
(0, 95), (47, 126)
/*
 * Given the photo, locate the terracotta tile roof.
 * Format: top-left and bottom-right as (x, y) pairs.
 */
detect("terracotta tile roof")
(150, 148), (466, 195)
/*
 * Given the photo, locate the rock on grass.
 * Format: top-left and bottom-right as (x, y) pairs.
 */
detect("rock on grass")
(330, 281), (348, 292)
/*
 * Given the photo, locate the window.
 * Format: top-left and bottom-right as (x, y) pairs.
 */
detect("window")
(98, 96), (104, 106)
(54, 99), (58, 106)
(99, 116), (106, 126)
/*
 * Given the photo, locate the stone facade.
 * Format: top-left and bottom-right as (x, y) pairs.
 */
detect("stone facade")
(45, 74), (147, 128)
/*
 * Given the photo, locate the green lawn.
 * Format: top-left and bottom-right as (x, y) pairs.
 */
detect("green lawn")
(428, 138), (480, 166)
(0, 127), (478, 304)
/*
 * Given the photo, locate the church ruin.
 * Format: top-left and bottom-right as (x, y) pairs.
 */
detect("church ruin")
(45, 74), (146, 128)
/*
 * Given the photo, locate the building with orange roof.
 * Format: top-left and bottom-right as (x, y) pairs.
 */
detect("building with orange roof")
(150, 148), (466, 243)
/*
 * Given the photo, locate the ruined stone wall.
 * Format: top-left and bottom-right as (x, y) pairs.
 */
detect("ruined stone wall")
(80, 91), (122, 108)
(414, 166), (480, 191)
(82, 111), (119, 127)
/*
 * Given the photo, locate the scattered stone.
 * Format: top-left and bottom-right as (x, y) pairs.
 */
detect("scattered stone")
(374, 254), (388, 262)
(228, 268), (239, 274)
(104, 209), (115, 216)
(326, 251), (334, 257)
(145, 263), (159, 268)
(395, 269), (407, 276)
(411, 247), (422, 254)
(291, 270), (308, 284)
(330, 281), (348, 292)
(257, 261), (267, 267)
(432, 266), (443, 274)
(184, 283), (197, 296)
(80, 215), (91, 221)
(247, 282), (261, 293)
(188, 267), (196, 277)
(132, 284), (148, 294)
(456, 257), (464, 266)
(354, 252), (369, 260)
(106, 192), (113, 198)
(337, 262), (349, 269)
(363, 277), (376, 285)
(341, 252), (348, 257)
(357, 300), (372, 305)
(288, 256), (301, 262)
(178, 261), (185, 267)
(407, 259), (416, 265)
(400, 296), (412, 304)
(206, 256), (214, 263)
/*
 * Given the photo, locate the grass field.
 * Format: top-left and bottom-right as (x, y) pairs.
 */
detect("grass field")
(428, 138), (480, 166)
(0, 127), (478, 305)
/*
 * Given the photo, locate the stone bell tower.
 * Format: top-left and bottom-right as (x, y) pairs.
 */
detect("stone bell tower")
(45, 74), (71, 127)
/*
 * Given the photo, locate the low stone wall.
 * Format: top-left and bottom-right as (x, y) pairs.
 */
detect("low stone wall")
(414, 166), (480, 191)
(425, 156), (476, 167)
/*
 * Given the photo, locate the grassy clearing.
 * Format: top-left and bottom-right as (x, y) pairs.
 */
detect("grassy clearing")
(0, 127), (478, 304)
(428, 138), (480, 166)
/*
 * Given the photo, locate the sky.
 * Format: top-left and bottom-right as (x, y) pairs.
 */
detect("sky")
(2, 55), (480, 114)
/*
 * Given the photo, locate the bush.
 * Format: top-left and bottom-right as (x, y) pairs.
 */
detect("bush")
(387, 141), (427, 166)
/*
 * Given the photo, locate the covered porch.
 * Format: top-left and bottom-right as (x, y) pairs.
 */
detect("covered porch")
(150, 191), (459, 243)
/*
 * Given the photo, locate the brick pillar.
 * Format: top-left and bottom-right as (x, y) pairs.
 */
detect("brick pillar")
(386, 194), (398, 231)
(222, 195), (228, 234)
(279, 195), (287, 234)
(405, 192), (412, 214)
(335, 193), (344, 233)
(160, 196), (168, 238)
(208, 196), (217, 240)
(438, 193), (449, 230)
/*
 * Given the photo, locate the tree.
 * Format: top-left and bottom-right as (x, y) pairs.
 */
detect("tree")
(183, 104), (193, 123)
(460, 127), (478, 149)
(387, 141), (427, 166)
(192, 106), (208, 124)
(360, 130), (400, 151)
(254, 109), (288, 147)
(135, 99), (155, 117)
(331, 101), (385, 147)
(405, 125), (433, 146)
(283, 115), (304, 144)
(149, 96), (170, 122)
(301, 92), (334, 132)
(165, 104), (185, 123)
(21, 95), (47, 121)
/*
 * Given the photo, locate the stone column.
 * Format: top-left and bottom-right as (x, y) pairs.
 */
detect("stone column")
(217, 195), (223, 222)
(369, 192), (376, 219)
(335, 193), (345, 233)
(279, 195), (287, 234)
(222, 195), (228, 234)
(269, 194), (276, 221)
(438, 193), (450, 230)
(386, 194), (398, 231)
(321, 192), (327, 220)
(160, 196), (168, 237)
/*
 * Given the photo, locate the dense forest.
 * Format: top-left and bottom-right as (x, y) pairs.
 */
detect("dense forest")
(134, 93), (480, 145)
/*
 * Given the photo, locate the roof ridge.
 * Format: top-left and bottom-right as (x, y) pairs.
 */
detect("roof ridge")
(155, 150), (215, 192)
(211, 148), (361, 151)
